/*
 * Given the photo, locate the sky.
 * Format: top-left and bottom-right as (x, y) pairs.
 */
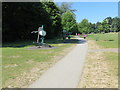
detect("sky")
(56, 2), (118, 23)
(54, 0), (119, 2)
(72, 2), (118, 23)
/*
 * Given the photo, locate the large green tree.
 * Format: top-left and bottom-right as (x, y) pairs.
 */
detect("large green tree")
(78, 19), (91, 34)
(112, 17), (120, 32)
(94, 22), (101, 33)
(42, 2), (62, 38)
(105, 17), (112, 25)
(62, 10), (78, 34)
(57, 2), (76, 15)
(2, 2), (62, 42)
(101, 19), (110, 33)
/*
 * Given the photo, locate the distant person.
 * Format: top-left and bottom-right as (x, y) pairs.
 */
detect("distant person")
(78, 33), (80, 36)
(83, 34), (86, 39)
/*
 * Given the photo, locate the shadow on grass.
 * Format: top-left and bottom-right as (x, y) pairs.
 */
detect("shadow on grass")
(103, 39), (115, 41)
(2, 38), (87, 48)
(2, 41), (34, 48)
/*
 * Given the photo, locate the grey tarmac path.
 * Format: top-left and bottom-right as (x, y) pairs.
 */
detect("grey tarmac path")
(28, 37), (88, 88)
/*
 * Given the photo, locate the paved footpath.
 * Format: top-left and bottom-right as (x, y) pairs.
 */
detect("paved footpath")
(28, 37), (88, 88)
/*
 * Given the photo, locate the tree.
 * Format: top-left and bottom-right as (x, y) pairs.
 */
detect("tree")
(95, 19), (111, 33)
(105, 17), (112, 25)
(94, 22), (101, 33)
(2, 2), (62, 42)
(95, 17), (120, 33)
(62, 10), (78, 34)
(78, 19), (91, 34)
(58, 2), (76, 15)
(42, 2), (62, 38)
(89, 23), (96, 33)
(112, 17), (120, 32)
(97, 25), (104, 33)
(101, 19), (110, 33)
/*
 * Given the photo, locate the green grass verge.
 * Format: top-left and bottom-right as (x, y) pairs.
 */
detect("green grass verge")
(78, 33), (118, 88)
(86, 33), (118, 48)
(2, 38), (76, 87)
(87, 32), (119, 76)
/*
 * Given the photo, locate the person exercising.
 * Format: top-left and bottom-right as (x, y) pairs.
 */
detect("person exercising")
(83, 34), (86, 39)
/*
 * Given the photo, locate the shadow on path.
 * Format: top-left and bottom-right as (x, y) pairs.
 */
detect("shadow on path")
(62, 39), (87, 44)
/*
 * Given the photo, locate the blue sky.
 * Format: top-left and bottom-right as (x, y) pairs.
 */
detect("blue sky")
(54, 0), (119, 2)
(72, 2), (118, 23)
(56, 2), (118, 23)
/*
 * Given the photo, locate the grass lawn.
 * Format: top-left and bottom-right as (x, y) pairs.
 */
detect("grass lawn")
(87, 32), (118, 77)
(2, 38), (76, 88)
(86, 32), (118, 48)
(78, 32), (118, 88)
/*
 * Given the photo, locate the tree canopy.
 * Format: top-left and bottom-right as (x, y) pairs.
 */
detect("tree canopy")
(2, 2), (62, 42)
(77, 17), (120, 34)
(57, 2), (76, 15)
(62, 10), (78, 34)
(2, 2), (120, 42)
(78, 19), (92, 34)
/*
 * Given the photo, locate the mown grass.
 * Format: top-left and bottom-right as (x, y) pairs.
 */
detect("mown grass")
(87, 32), (118, 76)
(78, 32), (118, 88)
(86, 33), (118, 48)
(2, 38), (76, 87)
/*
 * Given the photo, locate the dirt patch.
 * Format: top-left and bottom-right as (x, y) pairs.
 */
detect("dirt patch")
(87, 40), (100, 49)
(3, 64), (18, 68)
